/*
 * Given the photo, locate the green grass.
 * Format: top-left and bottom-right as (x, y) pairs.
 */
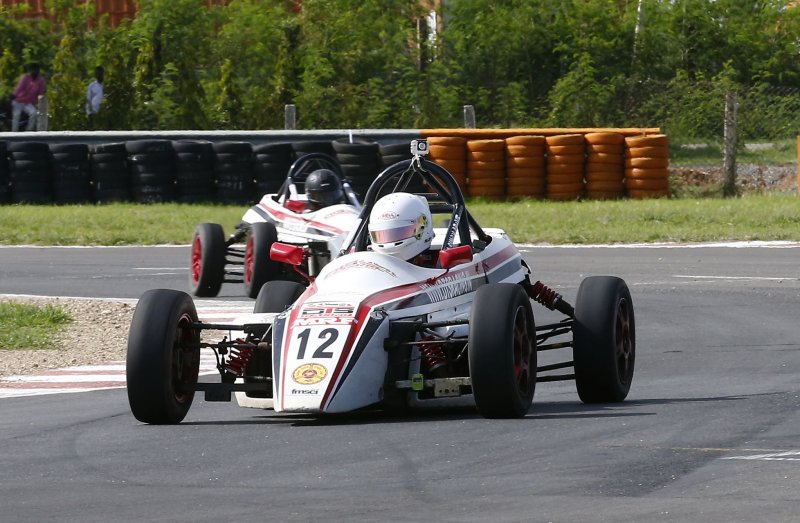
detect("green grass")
(0, 196), (797, 245)
(0, 302), (73, 351)
(670, 140), (797, 165)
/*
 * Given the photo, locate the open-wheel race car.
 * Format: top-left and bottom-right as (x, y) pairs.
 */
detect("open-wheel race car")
(190, 152), (361, 298)
(128, 140), (635, 424)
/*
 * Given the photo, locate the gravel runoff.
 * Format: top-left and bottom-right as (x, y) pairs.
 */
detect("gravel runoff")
(0, 296), (135, 378)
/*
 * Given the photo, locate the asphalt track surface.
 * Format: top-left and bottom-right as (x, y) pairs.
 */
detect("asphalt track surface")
(0, 243), (799, 522)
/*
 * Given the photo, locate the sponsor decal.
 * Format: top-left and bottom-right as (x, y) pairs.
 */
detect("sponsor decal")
(378, 211), (400, 220)
(283, 217), (307, 232)
(328, 259), (398, 278)
(420, 271), (474, 302)
(321, 208), (354, 218)
(296, 303), (356, 326)
(290, 388), (320, 395)
(292, 363), (328, 385)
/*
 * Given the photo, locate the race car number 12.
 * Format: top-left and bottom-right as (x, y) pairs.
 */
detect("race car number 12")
(296, 328), (338, 359)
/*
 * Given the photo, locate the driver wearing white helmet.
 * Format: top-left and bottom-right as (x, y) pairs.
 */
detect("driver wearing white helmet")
(368, 192), (435, 264)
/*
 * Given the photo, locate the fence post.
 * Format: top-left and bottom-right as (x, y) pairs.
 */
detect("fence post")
(284, 104), (296, 130)
(463, 105), (476, 129)
(36, 94), (48, 131)
(722, 91), (738, 197)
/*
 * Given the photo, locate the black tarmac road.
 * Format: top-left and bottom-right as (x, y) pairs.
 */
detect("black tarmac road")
(0, 243), (799, 522)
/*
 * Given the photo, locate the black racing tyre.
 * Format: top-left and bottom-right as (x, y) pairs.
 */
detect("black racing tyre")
(573, 276), (635, 403)
(92, 152), (127, 164)
(332, 138), (379, 155)
(253, 280), (306, 314)
(469, 283), (536, 419)
(253, 142), (294, 157)
(292, 141), (334, 156)
(379, 142), (413, 156)
(243, 222), (281, 299)
(7, 141), (49, 155)
(189, 223), (226, 297)
(247, 280), (306, 398)
(126, 289), (200, 424)
(93, 142), (127, 154)
(125, 139), (173, 155)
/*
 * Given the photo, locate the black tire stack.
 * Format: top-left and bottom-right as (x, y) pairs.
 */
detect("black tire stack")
(91, 142), (130, 203)
(213, 141), (254, 204)
(332, 138), (380, 197)
(0, 141), (9, 203)
(173, 140), (215, 203)
(8, 141), (51, 204)
(291, 140), (335, 158)
(126, 139), (176, 203)
(49, 143), (91, 204)
(252, 142), (293, 196)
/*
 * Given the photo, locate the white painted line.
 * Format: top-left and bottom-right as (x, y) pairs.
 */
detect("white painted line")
(723, 450), (800, 461)
(518, 241), (800, 249)
(674, 275), (797, 282)
(4, 374), (127, 383)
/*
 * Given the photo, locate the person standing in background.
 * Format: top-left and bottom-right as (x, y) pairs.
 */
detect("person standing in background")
(11, 63), (45, 132)
(85, 66), (104, 129)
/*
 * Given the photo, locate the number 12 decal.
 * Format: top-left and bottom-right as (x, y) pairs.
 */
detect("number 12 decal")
(296, 328), (339, 359)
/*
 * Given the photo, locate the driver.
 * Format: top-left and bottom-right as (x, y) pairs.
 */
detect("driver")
(368, 192), (434, 263)
(304, 169), (346, 211)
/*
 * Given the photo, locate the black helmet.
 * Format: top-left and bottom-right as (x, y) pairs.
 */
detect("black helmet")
(305, 169), (345, 210)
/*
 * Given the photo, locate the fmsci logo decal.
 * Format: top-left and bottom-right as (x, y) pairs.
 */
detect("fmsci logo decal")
(292, 363), (328, 385)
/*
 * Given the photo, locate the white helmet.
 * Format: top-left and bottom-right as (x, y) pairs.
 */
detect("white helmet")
(368, 192), (434, 260)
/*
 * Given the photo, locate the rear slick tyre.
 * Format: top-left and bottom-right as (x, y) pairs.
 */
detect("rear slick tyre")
(189, 223), (226, 297)
(126, 289), (200, 424)
(244, 222), (280, 299)
(469, 284), (536, 419)
(573, 276), (635, 403)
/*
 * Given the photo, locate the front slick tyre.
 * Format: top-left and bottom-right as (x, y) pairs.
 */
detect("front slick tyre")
(189, 223), (225, 297)
(573, 276), (635, 403)
(469, 283), (536, 419)
(243, 222), (280, 299)
(127, 289), (200, 424)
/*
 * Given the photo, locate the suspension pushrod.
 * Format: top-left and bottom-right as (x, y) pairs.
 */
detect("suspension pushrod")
(537, 361), (574, 373)
(536, 341), (573, 351)
(536, 373), (576, 382)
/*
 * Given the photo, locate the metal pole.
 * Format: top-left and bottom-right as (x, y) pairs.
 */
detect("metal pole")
(463, 105), (476, 129)
(284, 104), (296, 130)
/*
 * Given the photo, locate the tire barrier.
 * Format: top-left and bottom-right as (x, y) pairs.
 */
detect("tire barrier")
(332, 138), (380, 198)
(0, 129), (666, 204)
(466, 139), (505, 199)
(546, 134), (584, 201)
(427, 136), (467, 194)
(50, 143), (91, 204)
(212, 141), (254, 205)
(253, 142), (293, 196)
(585, 132), (625, 200)
(91, 142), (130, 203)
(0, 141), (9, 204)
(8, 141), (51, 204)
(624, 134), (670, 199)
(504, 135), (545, 199)
(173, 140), (215, 203)
(126, 139), (176, 203)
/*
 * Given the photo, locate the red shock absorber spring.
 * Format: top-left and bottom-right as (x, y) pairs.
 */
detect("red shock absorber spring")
(420, 343), (447, 373)
(224, 342), (254, 376)
(530, 281), (561, 310)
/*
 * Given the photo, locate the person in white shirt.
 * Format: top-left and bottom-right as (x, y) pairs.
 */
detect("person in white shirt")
(85, 66), (104, 129)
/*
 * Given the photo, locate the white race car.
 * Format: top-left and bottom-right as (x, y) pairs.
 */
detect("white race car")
(128, 141), (636, 423)
(189, 153), (361, 298)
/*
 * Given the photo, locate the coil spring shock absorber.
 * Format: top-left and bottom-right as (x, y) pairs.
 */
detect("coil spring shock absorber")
(224, 341), (254, 376)
(420, 339), (447, 375)
(530, 281), (561, 310)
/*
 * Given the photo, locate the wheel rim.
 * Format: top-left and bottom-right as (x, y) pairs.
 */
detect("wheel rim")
(172, 313), (199, 404)
(512, 306), (533, 396)
(615, 298), (634, 385)
(244, 235), (254, 284)
(190, 236), (202, 284)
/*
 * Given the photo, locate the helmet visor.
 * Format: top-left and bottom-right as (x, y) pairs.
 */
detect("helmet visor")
(370, 223), (421, 244)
